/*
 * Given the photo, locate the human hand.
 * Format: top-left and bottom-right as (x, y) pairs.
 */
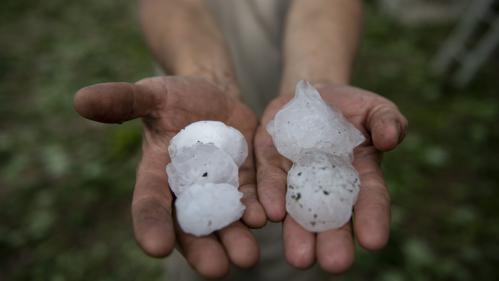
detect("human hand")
(74, 76), (266, 278)
(255, 84), (408, 273)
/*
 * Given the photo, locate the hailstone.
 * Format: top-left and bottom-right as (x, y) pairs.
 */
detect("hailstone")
(267, 81), (365, 232)
(175, 183), (245, 236)
(169, 120), (248, 166)
(266, 80), (364, 162)
(286, 151), (360, 231)
(166, 121), (247, 236)
(166, 143), (238, 197)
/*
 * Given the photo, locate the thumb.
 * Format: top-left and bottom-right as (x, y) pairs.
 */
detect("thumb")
(74, 82), (160, 123)
(366, 104), (408, 151)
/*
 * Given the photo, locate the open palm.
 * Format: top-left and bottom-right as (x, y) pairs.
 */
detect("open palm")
(74, 76), (266, 278)
(255, 84), (408, 273)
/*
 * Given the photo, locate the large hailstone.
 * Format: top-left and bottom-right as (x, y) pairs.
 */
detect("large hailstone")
(169, 120), (248, 166)
(266, 80), (364, 162)
(267, 81), (365, 232)
(166, 121), (247, 236)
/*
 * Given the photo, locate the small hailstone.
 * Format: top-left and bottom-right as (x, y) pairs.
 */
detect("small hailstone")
(169, 120), (248, 166)
(175, 183), (245, 236)
(266, 80), (364, 162)
(267, 81), (365, 232)
(166, 143), (238, 197)
(166, 121), (248, 236)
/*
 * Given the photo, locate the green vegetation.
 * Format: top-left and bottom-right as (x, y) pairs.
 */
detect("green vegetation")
(1, 0), (498, 280)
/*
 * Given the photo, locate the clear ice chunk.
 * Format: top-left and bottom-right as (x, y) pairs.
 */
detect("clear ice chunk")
(175, 183), (245, 236)
(166, 143), (239, 197)
(266, 81), (364, 162)
(169, 120), (248, 166)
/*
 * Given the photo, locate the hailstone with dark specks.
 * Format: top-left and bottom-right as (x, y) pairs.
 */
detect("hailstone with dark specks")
(267, 81), (365, 232)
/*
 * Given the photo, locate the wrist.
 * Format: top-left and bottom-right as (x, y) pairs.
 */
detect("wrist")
(279, 69), (351, 96)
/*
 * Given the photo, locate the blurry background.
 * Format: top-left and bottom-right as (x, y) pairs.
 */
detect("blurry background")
(1, 0), (498, 280)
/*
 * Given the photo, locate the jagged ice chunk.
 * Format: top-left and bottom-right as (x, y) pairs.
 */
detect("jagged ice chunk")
(266, 81), (364, 162)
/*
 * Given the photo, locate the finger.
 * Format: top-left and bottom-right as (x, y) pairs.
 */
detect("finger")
(74, 81), (160, 123)
(352, 146), (390, 251)
(283, 216), (315, 269)
(366, 104), (408, 151)
(238, 128), (267, 228)
(239, 171), (267, 228)
(176, 228), (230, 279)
(255, 126), (290, 221)
(217, 221), (259, 268)
(132, 148), (175, 257)
(317, 223), (355, 274)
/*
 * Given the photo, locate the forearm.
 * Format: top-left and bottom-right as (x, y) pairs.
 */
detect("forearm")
(280, 0), (363, 94)
(139, 0), (239, 96)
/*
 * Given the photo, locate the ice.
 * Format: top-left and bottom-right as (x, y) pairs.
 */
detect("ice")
(175, 183), (245, 236)
(166, 143), (238, 197)
(169, 120), (248, 166)
(286, 151), (360, 232)
(286, 186), (352, 232)
(287, 151), (360, 206)
(267, 81), (365, 232)
(266, 81), (364, 162)
(166, 121), (248, 236)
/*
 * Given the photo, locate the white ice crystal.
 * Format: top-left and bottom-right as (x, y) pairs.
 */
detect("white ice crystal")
(166, 121), (247, 236)
(169, 120), (248, 166)
(266, 81), (364, 162)
(166, 143), (238, 197)
(267, 81), (365, 232)
(175, 183), (245, 236)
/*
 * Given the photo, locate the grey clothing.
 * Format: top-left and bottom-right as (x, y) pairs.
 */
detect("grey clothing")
(206, 0), (287, 116)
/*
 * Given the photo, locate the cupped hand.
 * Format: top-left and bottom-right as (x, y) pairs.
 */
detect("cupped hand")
(74, 76), (266, 278)
(254, 84), (408, 273)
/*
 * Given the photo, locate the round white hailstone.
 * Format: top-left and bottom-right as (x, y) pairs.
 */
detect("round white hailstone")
(169, 121), (248, 166)
(288, 151), (360, 205)
(266, 81), (365, 162)
(175, 183), (245, 236)
(166, 143), (238, 197)
(286, 188), (352, 232)
(286, 151), (361, 232)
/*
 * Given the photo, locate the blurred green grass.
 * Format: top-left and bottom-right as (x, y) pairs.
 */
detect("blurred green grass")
(1, 0), (498, 280)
